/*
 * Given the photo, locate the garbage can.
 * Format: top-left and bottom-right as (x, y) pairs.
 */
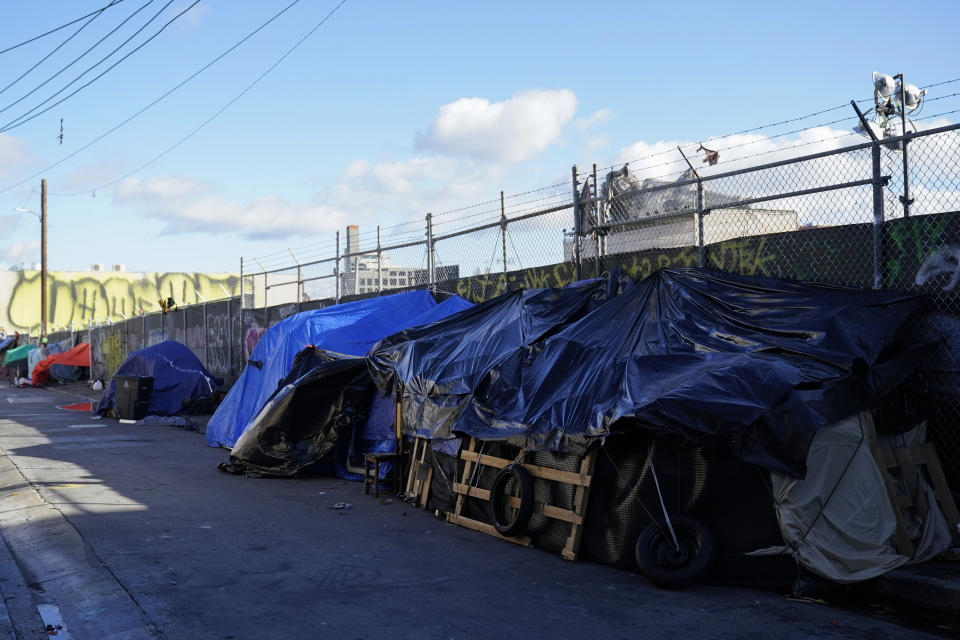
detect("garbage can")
(114, 375), (154, 420)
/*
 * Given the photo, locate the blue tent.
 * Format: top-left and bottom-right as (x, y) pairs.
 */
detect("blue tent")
(205, 291), (472, 448)
(98, 340), (221, 417)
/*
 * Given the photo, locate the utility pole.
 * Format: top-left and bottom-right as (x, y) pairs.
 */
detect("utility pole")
(41, 179), (47, 340)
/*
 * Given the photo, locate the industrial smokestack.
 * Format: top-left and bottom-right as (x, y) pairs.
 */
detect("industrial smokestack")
(346, 225), (359, 256)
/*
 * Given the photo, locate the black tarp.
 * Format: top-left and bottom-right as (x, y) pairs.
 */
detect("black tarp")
(368, 274), (630, 440)
(221, 347), (371, 477)
(372, 268), (929, 476)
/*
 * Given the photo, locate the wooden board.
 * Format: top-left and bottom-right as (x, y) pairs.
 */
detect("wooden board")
(448, 438), (597, 561)
(873, 442), (960, 554)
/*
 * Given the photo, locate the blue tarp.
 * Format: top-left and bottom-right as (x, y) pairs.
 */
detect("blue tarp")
(205, 290), (472, 448)
(98, 340), (221, 417)
(372, 268), (928, 476)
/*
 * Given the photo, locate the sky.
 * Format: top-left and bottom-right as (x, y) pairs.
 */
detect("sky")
(0, 0), (957, 279)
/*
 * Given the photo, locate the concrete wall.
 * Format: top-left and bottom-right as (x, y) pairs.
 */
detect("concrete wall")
(0, 270), (242, 334)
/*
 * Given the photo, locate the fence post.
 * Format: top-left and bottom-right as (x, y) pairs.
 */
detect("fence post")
(852, 100), (886, 289)
(500, 191), (508, 277)
(592, 164), (600, 277)
(227, 296), (234, 381)
(572, 165), (582, 281)
(203, 302), (209, 368)
(897, 74), (912, 219)
(335, 230), (341, 304)
(238, 257), (244, 362)
(678, 146), (706, 268)
(377, 225), (383, 294)
(289, 249), (302, 313)
(697, 182), (705, 268)
(426, 212), (435, 290)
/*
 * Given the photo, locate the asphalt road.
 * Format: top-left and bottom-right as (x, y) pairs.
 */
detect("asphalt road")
(0, 384), (940, 639)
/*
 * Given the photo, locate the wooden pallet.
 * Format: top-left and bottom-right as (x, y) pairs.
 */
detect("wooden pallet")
(446, 437), (598, 561)
(404, 437), (433, 509)
(872, 441), (960, 556)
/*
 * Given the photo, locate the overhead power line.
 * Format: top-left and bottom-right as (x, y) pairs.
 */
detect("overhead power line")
(0, 0), (119, 98)
(70, 0), (350, 195)
(0, 0), (192, 134)
(0, 0), (128, 56)
(0, 0), (158, 118)
(0, 0), (308, 196)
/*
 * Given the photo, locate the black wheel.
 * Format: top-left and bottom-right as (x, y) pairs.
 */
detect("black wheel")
(488, 464), (534, 536)
(635, 516), (715, 588)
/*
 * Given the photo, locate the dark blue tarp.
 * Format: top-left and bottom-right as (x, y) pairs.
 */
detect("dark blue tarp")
(371, 268), (929, 476)
(368, 276), (631, 443)
(206, 291), (472, 448)
(98, 340), (221, 417)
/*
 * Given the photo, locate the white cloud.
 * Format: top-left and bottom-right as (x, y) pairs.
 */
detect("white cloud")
(0, 241), (40, 267)
(179, 1), (211, 28)
(415, 89), (578, 163)
(113, 176), (347, 239)
(587, 134), (610, 150)
(576, 108), (612, 131)
(0, 134), (35, 181)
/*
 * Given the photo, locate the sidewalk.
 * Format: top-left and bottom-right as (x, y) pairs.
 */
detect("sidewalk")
(0, 381), (955, 638)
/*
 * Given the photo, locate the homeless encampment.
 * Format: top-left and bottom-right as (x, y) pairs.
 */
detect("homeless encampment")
(98, 340), (222, 417)
(365, 268), (940, 584)
(32, 342), (90, 386)
(2, 343), (36, 378)
(205, 290), (472, 450)
(216, 292), (475, 476)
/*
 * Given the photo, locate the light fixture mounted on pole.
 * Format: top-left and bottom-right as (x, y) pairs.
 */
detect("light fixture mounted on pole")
(853, 72), (925, 217)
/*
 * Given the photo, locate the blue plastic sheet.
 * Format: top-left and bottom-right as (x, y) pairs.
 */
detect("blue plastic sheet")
(371, 268), (929, 476)
(206, 291), (471, 448)
(98, 340), (221, 417)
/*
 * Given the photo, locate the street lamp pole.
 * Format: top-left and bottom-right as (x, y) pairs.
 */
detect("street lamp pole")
(41, 178), (47, 339)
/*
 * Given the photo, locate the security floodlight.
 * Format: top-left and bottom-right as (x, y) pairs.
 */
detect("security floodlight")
(873, 71), (896, 99)
(901, 82), (925, 111)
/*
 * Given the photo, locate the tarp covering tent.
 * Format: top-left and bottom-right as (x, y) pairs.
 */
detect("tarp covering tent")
(222, 277), (628, 476)
(372, 268), (928, 477)
(26, 347), (46, 381)
(223, 348), (369, 477)
(98, 340), (221, 417)
(32, 343), (90, 386)
(2, 344), (36, 373)
(368, 276), (630, 442)
(205, 290), (472, 449)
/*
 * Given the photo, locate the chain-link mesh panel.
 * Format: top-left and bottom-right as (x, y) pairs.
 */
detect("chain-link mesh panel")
(433, 223), (505, 302)
(204, 301), (232, 381)
(905, 128), (960, 217)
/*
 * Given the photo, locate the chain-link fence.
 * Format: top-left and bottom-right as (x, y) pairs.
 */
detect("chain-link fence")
(56, 121), (960, 485)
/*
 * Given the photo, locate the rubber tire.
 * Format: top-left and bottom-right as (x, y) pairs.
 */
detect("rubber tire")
(489, 463), (534, 536)
(634, 516), (715, 588)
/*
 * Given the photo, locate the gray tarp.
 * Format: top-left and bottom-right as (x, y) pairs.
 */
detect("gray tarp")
(768, 413), (951, 583)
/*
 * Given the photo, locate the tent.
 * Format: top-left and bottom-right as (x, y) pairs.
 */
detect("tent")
(32, 343), (90, 386)
(221, 277), (627, 476)
(2, 344), (36, 375)
(374, 268), (927, 476)
(205, 290), (472, 449)
(98, 340), (222, 417)
(369, 275), (631, 442)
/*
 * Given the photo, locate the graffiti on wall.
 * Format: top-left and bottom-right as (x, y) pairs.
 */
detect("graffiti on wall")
(0, 271), (240, 332)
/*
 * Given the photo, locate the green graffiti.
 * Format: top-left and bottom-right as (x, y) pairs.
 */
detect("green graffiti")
(885, 212), (956, 288)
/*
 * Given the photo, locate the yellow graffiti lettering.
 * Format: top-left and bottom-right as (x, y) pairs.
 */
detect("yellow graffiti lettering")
(1, 271), (241, 332)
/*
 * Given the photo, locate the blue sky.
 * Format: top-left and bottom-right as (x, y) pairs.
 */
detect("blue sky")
(0, 0), (957, 276)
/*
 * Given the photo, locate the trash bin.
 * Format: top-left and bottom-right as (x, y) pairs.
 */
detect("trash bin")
(114, 375), (154, 420)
